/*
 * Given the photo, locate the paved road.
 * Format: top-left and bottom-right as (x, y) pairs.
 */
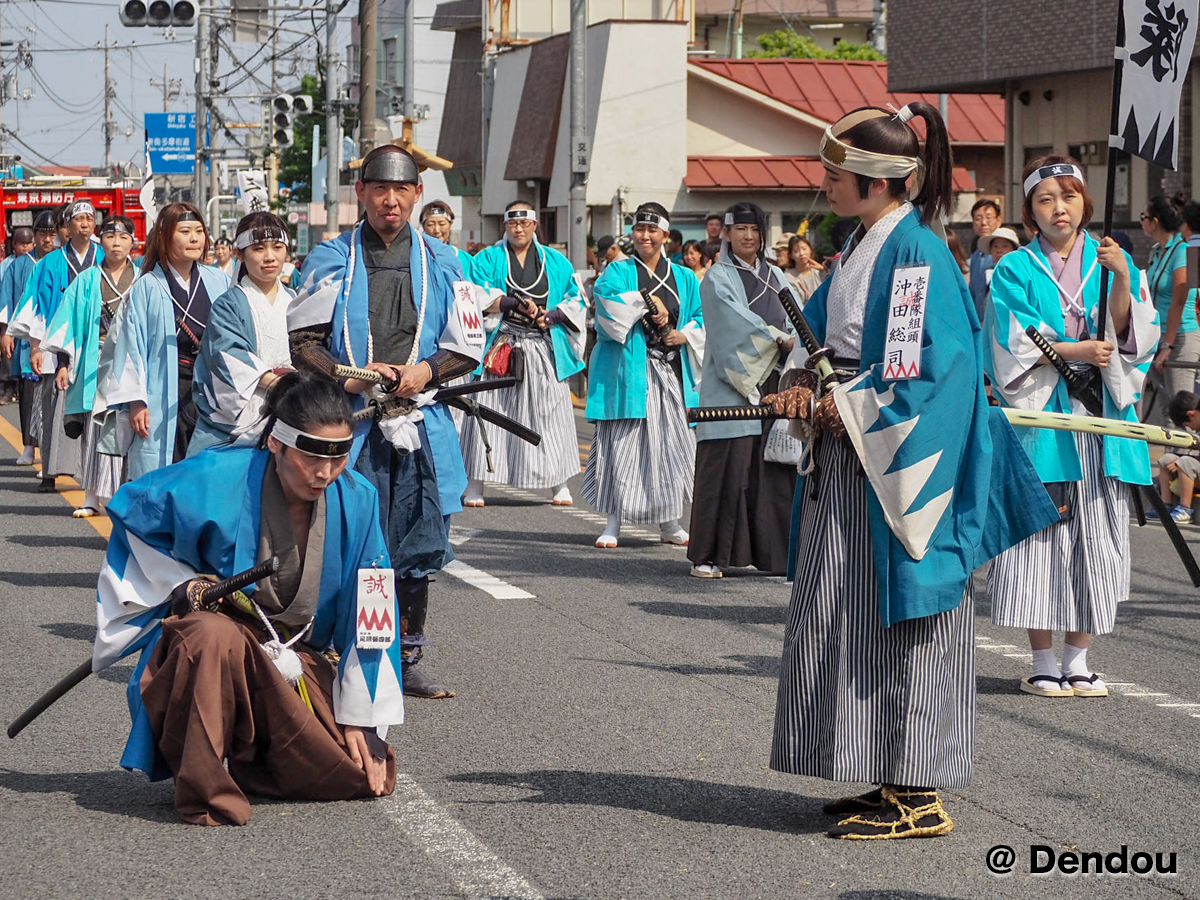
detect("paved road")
(1, 405), (1198, 900)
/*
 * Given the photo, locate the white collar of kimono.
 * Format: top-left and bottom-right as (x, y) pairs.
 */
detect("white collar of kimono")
(1023, 163), (1085, 197)
(343, 221), (428, 369)
(819, 109), (923, 186)
(1021, 238), (1098, 320)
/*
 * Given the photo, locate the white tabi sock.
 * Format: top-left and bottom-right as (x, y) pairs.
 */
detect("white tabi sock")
(552, 484), (572, 503)
(83, 490), (99, 512)
(463, 479), (484, 504)
(1061, 643), (1091, 678)
(1031, 648), (1060, 684)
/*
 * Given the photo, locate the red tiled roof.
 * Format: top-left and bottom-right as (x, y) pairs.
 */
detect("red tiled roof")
(685, 156), (977, 193)
(691, 59), (1005, 145)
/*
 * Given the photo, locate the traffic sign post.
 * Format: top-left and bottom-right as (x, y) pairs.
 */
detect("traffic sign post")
(145, 112), (197, 175)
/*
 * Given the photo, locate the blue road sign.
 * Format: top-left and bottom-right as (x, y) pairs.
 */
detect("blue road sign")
(145, 112), (196, 174)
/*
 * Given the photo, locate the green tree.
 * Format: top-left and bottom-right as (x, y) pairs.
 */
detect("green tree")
(748, 31), (886, 61)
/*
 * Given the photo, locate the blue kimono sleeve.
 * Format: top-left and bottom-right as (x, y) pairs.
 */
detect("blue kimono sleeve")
(192, 287), (270, 450)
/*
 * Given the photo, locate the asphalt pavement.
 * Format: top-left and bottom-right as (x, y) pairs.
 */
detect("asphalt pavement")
(1, 403), (1198, 900)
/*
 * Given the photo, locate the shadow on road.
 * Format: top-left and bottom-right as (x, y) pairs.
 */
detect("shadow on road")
(0, 570), (98, 589)
(7, 532), (108, 553)
(40, 622), (94, 643)
(593, 654), (780, 679)
(445, 769), (825, 834)
(631, 600), (785, 625)
(0, 768), (177, 823)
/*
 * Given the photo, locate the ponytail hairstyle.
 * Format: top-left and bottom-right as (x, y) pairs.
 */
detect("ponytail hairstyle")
(256, 369), (353, 450)
(1146, 194), (1184, 232)
(834, 102), (954, 224)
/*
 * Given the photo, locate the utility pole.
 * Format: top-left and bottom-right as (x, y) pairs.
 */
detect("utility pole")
(194, 0), (208, 210)
(268, 4), (279, 203)
(732, 0), (744, 59)
(324, 0), (341, 236)
(207, 14), (218, 215)
(103, 25), (114, 170)
(403, 0), (414, 120)
(567, 0), (587, 268)
(151, 64), (182, 112)
(359, 0), (376, 153)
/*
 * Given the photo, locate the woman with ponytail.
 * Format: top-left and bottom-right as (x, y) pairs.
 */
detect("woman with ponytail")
(1141, 194), (1198, 426)
(763, 103), (1059, 839)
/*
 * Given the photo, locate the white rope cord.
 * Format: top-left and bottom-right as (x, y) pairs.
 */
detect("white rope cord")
(343, 223), (430, 369)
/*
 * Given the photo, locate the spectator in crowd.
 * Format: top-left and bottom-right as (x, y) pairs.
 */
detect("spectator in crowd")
(980, 226), (1021, 265)
(213, 237), (234, 277)
(702, 238), (723, 263)
(705, 214), (723, 242)
(1143, 194), (1200, 427)
(772, 235), (792, 270)
(784, 235), (825, 301)
(1153, 390), (1200, 522)
(595, 235), (624, 271)
(667, 228), (684, 264)
(680, 239), (709, 280)
(1111, 230), (1137, 256)
(968, 198), (1002, 318)
(946, 229), (969, 275)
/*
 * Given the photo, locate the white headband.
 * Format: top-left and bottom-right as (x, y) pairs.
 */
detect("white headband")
(504, 207), (537, 224)
(633, 211), (670, 232)
(70, 201), (96, 220)
(422, 205), (453, 222)
(234, 225), (290, 250)
(1023, 164), (1086, 197)
(818, 108), (923, 185)
(270, 420), (353, 458)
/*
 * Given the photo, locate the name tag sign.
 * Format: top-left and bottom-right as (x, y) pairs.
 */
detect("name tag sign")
(883, 265), (930, 380)
(356, 568), (396, 649)
(452, 281), (486, 350)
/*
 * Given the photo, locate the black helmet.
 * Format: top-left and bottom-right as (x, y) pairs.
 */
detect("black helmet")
(33, 210), (57, 232)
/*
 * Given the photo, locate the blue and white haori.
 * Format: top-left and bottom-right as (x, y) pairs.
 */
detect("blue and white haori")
(587, 256), (704, 416)
(190, 279), (295, 454)
(985, 232), (1157, 483)
(794, 205), (1060, 624)
(93, 445), (403, 778)
(42, 266), (138, 416)
(771, 202), (1059, 790)
(289, 222), (486, 513)
(7, 244), (103, 353)
(97, 264), (230, 480)
(694, 247), (792, 442)
(0, 252), (36, 377)
(984, 232), (1158, 635)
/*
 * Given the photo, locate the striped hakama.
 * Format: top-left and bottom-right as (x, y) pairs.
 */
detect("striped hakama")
(36, 377), (77, 477)
(460, 325), (578, 489)
(987, 432), (1129, 635)
(582, 353), (695, 523)
(78, 416), (126, 503)
(771, 436), (976, 790)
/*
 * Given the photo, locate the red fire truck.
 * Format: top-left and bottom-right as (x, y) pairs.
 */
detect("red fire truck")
(0, 179), (149, 254)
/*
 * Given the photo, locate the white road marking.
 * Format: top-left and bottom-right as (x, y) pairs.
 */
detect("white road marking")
(974, 631), (1200, 725)
(383, 773), (545, 900)
(443, 559), (534, 600)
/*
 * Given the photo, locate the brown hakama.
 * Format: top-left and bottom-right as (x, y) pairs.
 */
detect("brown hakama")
(141, 611), (397, 825)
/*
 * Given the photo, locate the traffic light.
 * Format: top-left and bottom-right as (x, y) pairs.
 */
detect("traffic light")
(271, 94), (312, 148)
(272, 93), (294, 147)
(118, 0), (196, 27)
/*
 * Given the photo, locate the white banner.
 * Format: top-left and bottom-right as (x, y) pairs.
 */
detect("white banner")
(236, 169), (270, 215)
(1113, 0), (1200, 169)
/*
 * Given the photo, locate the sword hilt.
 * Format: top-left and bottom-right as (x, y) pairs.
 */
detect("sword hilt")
(777, 287), (838, 391)
(687, 404), (775, 423)
(192, 556), (280, 612)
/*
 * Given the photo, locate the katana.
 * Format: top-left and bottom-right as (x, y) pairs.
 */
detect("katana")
(689, 402), (1200, 453)
(352, 377), (518, 423)
(7, 557), (281, 739)
(292, 340), (401, 393)
(1024, 325), (1200, 586)
(777, 286), (839, 392)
